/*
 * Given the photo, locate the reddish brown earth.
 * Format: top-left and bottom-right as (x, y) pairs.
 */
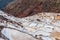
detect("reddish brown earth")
(3, 0), (60, 18)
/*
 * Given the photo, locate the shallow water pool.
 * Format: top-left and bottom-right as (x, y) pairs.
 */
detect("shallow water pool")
(0, 0), (13, 10)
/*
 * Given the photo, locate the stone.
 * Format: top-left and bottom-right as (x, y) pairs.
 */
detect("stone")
(51, 30), (60, 40)
(55, 15), (60, 20)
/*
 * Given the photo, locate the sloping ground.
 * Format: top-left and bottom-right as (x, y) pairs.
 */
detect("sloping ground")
(3, 0), (60, 18)
(0, 11), (60, 40)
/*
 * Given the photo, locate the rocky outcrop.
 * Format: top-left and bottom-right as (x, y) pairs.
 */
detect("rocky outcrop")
(3, 0), (60, 18)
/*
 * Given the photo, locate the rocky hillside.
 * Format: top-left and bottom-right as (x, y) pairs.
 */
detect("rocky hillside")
(3, 0), (60, 18)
